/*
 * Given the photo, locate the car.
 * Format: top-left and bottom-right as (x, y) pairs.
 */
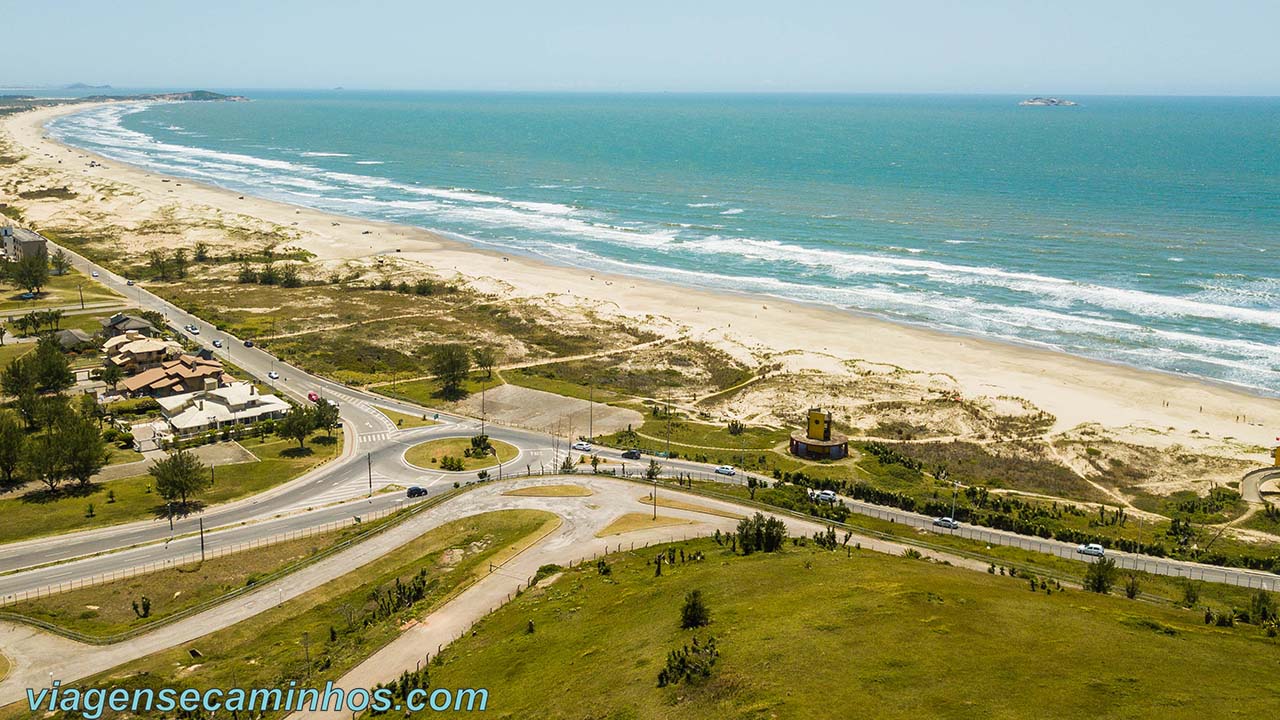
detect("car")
(126, 279), (135, 286)
(933, 516), (960, 530)
(267, 371), (280, 380)
(1077, 543), (1106, 557)
(714, 465), (736, 476)
(212, 339), (223, 348)
(188, 326), (200, 335)
(243, 340), (254, 347)
(307, 391), (321, 402)
(18, 292), (34, 300)
(815, 489), (838, 504)
(406, 486), (428, 499)
(91, 271), (99, 278)
(571, 441), (593, 452)
(621, 448), (642, 460)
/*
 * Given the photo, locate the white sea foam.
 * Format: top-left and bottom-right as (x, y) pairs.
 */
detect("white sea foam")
(45, 102), (1280, 393)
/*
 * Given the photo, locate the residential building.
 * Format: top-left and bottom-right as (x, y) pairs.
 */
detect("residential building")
(104, 331), (181, 373)
(52, 328), (95, 350)
(1, 226), (48, 262)
(119, 353), (232, 397)
(100, 312), (156, 338)
(158, 380), (291, 436)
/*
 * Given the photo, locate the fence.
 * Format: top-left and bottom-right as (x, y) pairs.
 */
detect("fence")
(0, 485), (481, 643)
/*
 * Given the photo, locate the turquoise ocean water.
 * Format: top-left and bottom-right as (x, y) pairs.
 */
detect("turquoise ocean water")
(44, 92), (1280, 394)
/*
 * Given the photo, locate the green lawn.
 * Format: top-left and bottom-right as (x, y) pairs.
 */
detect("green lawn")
(377, 406), (439, 429)
(18, 511), (557, 720)
(3, 521), (381, 637)
(420, 537), (1280, 719)
(0, 341), (33, 366)
(404, 436), (518, 471)
(375, 372), (504, 408)
(0, 430), (342, 545)
(0, 267), (122, 313)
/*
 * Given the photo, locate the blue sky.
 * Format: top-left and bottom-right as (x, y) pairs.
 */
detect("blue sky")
(3, 0), (1278, 95)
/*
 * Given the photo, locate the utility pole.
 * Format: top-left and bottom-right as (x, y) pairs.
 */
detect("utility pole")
(588, 383), (593, 441)
(665, 398), (672, 459)
(78, 283), (84, 310)
(367, 453), (373, 497)
(301, 631), (311, 680)
(653, 475), (658, 520)
(199, 518), (206, 562)
(481, 382), (486, 436)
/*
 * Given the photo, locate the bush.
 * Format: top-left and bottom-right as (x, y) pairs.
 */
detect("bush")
(1124, 574), (1141, 599)
(656, 635), (718, 687)
(680, 590), (710, 629)
(1083, 558), (1118, 594)
(735, 513), (786, 555)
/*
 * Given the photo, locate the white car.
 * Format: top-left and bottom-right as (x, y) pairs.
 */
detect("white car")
(188, 326), (200, 335)
(267, 371), (280, 380)
(815, 489), (838, 504)
(91, 271), (99, 278)
(571, 441), (593, 452)
(714, 465), (736, 476)
(1077, 543), (1106, 557)
(933, 516), (960, 529)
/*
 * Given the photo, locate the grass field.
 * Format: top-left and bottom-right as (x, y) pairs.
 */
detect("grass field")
(21, 511), (557, 720)
(0, 341), (33, 366)
(0, 267), (122, 313)
(503, 484), (594, 498)
(377, 406), (439, 429)
(404, 436), (518, 471)
(420, 537), (1280, 719)
(376, 373), (504, 408)
(596, 513), (694, 537)
(3, 521), (384, 637)
(0, 430), (341, 545)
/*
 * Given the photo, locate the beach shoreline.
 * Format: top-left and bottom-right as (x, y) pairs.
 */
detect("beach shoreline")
(3, 101), (1277, 454)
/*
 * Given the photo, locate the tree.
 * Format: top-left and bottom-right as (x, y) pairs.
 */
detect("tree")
(1123, 573), (1141, 600)
(60, 412), (107, 489)
(21, 431), (66, 493)
(681, 589), (711, 629)
(151, 448), (212, 508)
(98, 363), (124, 391)
(472, 346), (499, 379)
(11, 253), (49, 294)
(747, 476), (759, 500)
(736, 512), (787, 555)
(427, 344), (471, 399)
(49, 249), (72, 276)
(172, 248), (189, 279)
(646, 459), (662, 480)
(278, 405), (315, 449)
(146, 249), (170, 280)
(1083, 557), (1118, 594)
(0, 410), (25, 489)
(31, 334), (74, 393)
(193, 241), (210, 262)
(312, 399), (340, 437)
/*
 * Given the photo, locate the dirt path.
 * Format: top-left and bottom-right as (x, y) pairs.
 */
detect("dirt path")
(0, 476), (981, 708)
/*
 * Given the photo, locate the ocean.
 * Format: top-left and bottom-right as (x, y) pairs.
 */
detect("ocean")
(44, 92), (1280, 394)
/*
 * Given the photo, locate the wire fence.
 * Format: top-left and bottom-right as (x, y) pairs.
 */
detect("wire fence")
(0, 486), (485, 644)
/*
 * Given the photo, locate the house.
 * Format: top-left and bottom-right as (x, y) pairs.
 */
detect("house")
(1, 226), (48, 262)
(158, 380), (291, 436)
(53, 328), (95, 351)
(100, 312), (156, 338)
(119, 353), (232, 397)
(788, 408), (849, 460)
(104, 331), (181, 373)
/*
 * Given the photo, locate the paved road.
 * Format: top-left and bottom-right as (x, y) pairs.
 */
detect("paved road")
(0, 474), (980, 706)
(5, 243), (1278, 602)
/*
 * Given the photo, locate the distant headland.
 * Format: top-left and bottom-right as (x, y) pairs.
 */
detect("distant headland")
(1019, 97), (1077, 107)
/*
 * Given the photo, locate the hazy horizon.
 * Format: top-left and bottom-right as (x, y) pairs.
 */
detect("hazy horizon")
(3, 1), (1279, 96)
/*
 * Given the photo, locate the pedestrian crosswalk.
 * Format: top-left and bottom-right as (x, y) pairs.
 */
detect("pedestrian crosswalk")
(360, 431), (393, 444)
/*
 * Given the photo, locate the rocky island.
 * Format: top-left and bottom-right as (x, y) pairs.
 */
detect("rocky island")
(1019, 97), (1078, 106)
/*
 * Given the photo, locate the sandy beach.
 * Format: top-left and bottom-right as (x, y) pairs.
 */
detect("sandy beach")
(3, 101), (1277, 460)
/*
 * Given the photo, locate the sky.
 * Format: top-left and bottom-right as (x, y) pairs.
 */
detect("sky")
(3, 0), (1279, 95)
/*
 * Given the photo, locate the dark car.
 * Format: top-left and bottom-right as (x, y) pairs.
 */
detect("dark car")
(406, 486), (428, 499)
(243, 340), (254, 347)
(621, 448), (642, 460)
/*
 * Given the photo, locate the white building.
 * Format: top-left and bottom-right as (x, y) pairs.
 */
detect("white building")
(158, 380), (291, 436)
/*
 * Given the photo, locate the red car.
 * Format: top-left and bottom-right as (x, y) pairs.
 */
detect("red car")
(307, 391), (321, 402)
